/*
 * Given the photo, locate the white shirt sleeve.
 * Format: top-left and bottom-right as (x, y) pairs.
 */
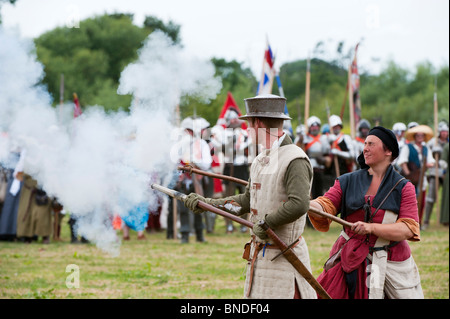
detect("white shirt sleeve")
(396, 143), (410, 166)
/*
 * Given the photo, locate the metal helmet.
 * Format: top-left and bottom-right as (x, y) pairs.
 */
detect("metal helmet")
(307, 116), (321, 128)
(181, 117), (194, 130)
(438, 121), (449, 132)
(329, 115), (343, 128)
(194, 117), (210, 130)
(357, 119), (371, 131)
(224, 107), (239, 123)
(392, 122), (407, 131)
(181, 116), (210, 132)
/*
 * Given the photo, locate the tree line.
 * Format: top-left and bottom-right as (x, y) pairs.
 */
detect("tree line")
(3, 11), (448, 130)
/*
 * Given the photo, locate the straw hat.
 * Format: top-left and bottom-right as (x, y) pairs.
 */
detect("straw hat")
(405, 124), (434, 142)
(239, 94), (291, 120)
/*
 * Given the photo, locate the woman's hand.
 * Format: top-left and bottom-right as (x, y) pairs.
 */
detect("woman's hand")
(351, 221), (373, 236)
(351, 220), (414, 241)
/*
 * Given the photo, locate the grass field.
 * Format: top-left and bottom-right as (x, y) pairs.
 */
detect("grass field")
(0, 211), (448, 299)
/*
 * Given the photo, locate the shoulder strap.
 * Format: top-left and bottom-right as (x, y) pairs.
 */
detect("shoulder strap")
(305, 134), (321, 151)
(369, 177), (406, 222)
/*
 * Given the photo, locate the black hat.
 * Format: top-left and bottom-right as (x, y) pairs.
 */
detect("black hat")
(368, 126), (399, 160)
(357, 126), (399, 169)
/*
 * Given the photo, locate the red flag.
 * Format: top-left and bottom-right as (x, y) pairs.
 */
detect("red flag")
(73, 92), (82, 118)
(216, 92), (247, 129)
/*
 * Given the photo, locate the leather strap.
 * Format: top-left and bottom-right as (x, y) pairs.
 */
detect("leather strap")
(246, 242), (264, 297)
(368, 177), (406, 222)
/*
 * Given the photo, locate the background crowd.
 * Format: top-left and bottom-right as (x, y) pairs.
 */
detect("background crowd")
(0, 115), (448, 244)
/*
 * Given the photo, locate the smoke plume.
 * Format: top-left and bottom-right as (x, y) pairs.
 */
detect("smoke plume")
(0, 28), (221, 256)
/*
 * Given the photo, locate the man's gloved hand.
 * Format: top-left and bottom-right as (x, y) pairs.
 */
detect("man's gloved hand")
(183, 193), (207, 214)
(252, 222), (268, 240)
(254, 210), (297, 241)
(252, 217), (275, 241)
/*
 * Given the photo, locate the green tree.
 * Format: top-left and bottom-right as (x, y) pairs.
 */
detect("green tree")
(32, 17), (449, 131)
(361, 61), (449, 129)
(279, 58), (348, 128)
(277, 55), (448, 132)
(34, 14), (151, 111)
(143, 16), (181, 45)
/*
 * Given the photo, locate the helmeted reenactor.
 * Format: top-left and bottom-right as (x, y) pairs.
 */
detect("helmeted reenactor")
(392, 122), (408, 171)
(303, 116), (331, 198)
(407, 122), (419, 130)
(353, 119), (371, 165)
(168, 116), (212, 243)
(221, 107), (250, 233)
(328, 115), (355, 176)
(393, 122), (408, 150)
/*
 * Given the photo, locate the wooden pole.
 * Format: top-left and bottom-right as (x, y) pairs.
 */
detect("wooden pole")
(433, 79), (440, 225)
(417, 145), (427, 221)
(267, 67), (275, 95)
(304, 57), (311, 134)
(172, 90), (180, 239)
(326, 102), (340, 177)
(178, 165), (248, 186)
(173, 198), (178, 240)
(339, 83), (348, 120)
(257, 36), (272, 95)
(348, 64), (355, 139)
(308, 206), (353, 228)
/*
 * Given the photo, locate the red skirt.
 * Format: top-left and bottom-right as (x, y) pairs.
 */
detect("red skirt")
(317, 234), (370, 299)
(317, 260), (368, 299)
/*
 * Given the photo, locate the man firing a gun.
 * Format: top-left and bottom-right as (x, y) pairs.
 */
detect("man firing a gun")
(182, 94), (318, 299)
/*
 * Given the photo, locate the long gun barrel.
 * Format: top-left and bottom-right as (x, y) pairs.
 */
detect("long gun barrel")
(176, 167), (353, 228)
(178, 165), (248, 186)
(150, 183), (252, 228)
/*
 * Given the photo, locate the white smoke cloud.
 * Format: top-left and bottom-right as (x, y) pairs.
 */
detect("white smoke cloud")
(118, 30), (221, 108)
(0, 28), (222, 256)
